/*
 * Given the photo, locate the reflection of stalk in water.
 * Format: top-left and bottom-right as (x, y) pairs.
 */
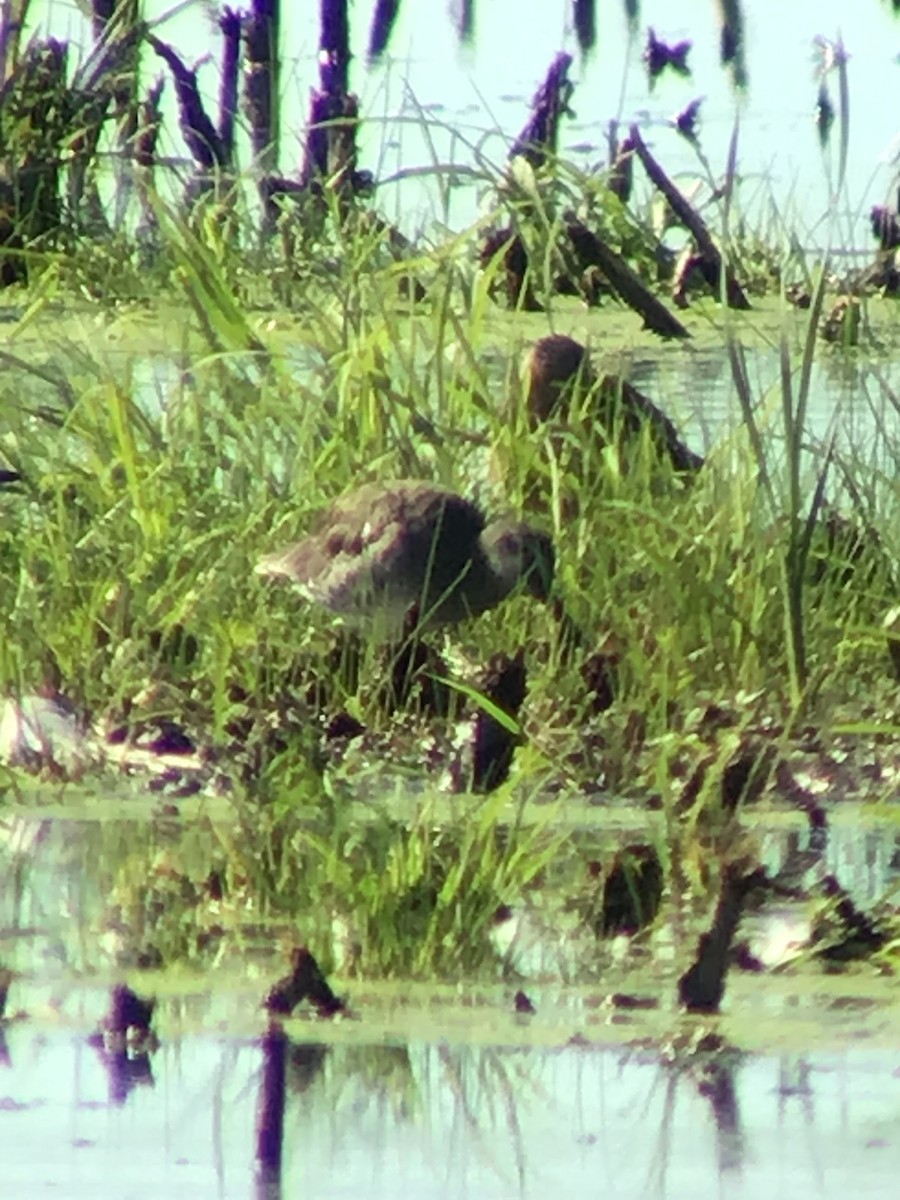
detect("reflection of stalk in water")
(438, 1044), (528, 1193)
(255, 1025), (288, 1200)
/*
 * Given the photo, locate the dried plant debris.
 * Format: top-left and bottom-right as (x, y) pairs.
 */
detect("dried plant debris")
(446, 648), (529, 794)
(811, 876), (888, 964)
(0, 965), (13, 1022)
(265, 947), (346, 1018)
(589, 844), (665, 937)
(644, 29), (692, 84)
(88, 984), (158, 1056)
(514, 989), (536, 1015)
(679, 861), (767, 1013)
(820, 296), (861, 345)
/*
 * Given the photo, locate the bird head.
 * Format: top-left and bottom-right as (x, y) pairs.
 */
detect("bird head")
(483, 521), (555, 602)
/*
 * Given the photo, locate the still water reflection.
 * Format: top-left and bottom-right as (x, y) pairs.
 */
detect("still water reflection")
(3, 1009), (900, 1199)
(2, 810), (900, 1197)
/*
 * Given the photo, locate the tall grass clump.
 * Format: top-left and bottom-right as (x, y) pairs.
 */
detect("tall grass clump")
(721, 38), (899, 716)
(290, 792), (563, 978)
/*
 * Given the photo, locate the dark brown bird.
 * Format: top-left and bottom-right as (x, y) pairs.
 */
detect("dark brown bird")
(523, 334), (704, 474)
(524, 333), (593, 425)
(257, 481), (554, 631)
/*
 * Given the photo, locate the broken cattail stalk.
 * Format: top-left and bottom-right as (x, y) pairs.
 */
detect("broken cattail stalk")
(627, 123), (750, 310)
(218, 7), (242, 167)
(509, 52), (573, 168)
(243, 0), (280, 172)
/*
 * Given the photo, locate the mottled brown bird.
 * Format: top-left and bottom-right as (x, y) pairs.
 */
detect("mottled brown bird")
(257, 480), (554, 631)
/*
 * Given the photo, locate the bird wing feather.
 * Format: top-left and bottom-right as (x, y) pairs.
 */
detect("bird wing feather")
(257, 481), (485, 618)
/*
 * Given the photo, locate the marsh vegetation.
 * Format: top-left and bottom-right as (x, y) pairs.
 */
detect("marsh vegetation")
(0, 0), (898, 998)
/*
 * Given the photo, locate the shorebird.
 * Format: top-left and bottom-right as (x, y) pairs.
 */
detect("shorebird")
(256, 480), (554, 632)
(523, 333), (704, 473)
(524, 333), (594, 426)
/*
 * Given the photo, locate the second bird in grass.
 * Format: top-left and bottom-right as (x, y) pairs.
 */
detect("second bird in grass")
(256, 480), (554, 632)
(523, 333), (705, 474)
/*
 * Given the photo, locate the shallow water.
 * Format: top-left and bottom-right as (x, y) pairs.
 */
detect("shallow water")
(3, 805), (900, 1196)
(5, 978), (900, 1199)
(2, 1024), (900, 1198)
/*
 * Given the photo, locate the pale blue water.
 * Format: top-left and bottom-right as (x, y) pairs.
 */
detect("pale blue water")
(24, 0), (900, 245)
(4, 1019), (900, 1200)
